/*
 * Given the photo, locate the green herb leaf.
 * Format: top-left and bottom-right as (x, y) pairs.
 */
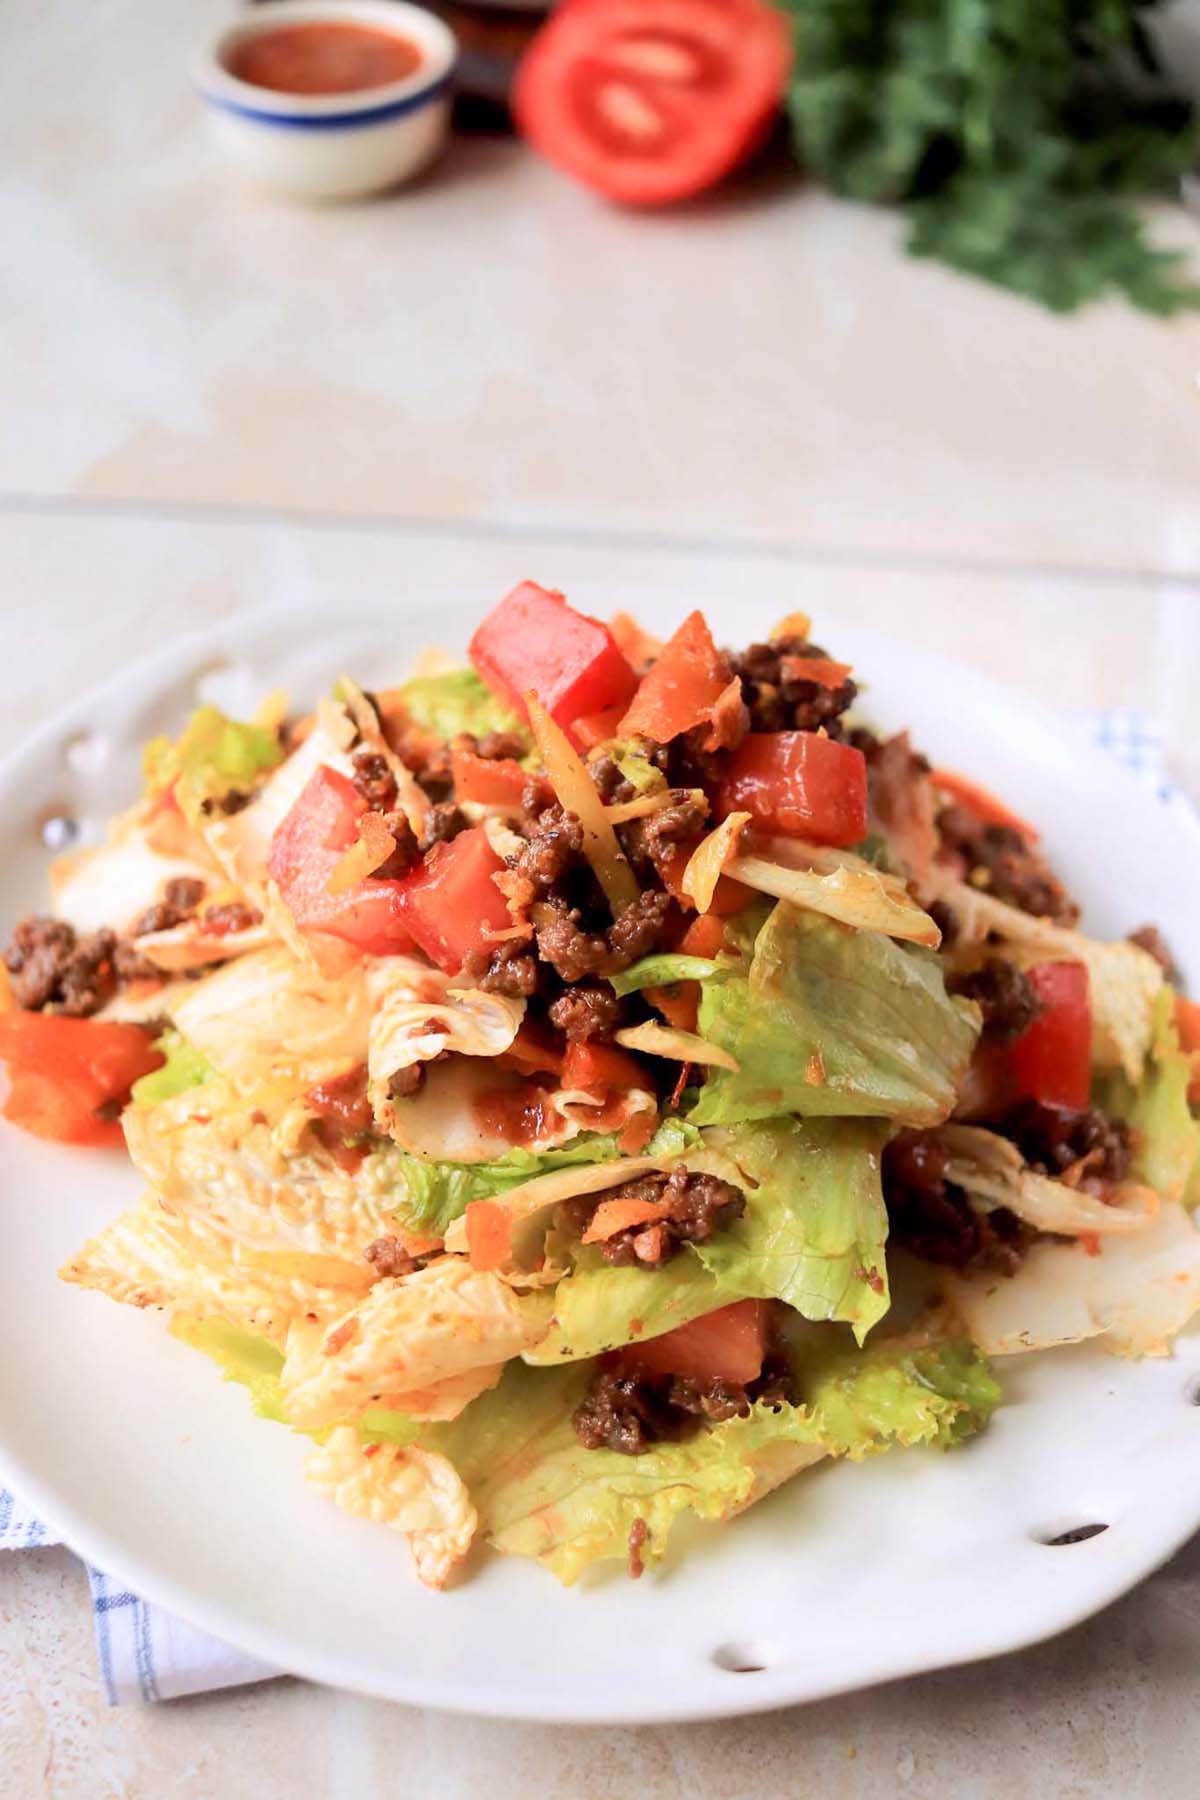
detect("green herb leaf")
(775, 0), (1200, 314)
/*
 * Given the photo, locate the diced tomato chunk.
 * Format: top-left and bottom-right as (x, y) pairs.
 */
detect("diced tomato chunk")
(469, 582), (637, 732)
(561, 1039), (646, 1096)
(0, 1013), (163, 1147)
(618, 610), (730, 745)
(716, 732), (868, 847)
(644, 982), (700, 1033)
(1175, 994), (1200, 1054)
(267, 765), (414, 955)
(1175, 995), (1200, 1103)
(396, 826), (513, 974)
(572, 705), (626, 751)
(616, 1299), (768, 1384)
(451, 748), (528, 808)
(1006, 961), (1092, 1110)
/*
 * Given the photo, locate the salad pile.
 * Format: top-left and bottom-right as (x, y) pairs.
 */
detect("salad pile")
(3, 585), (1199, 1589)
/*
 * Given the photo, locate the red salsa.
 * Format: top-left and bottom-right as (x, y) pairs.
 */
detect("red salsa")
(227, 22), (422, 96)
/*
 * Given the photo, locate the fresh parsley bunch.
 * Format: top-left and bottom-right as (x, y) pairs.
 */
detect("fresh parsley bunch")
(777, 0), (1200, 312)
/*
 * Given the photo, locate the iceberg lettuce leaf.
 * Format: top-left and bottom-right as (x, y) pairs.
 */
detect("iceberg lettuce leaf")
(1097, 989), (1200, 1205)
(169, 1316), (290, 1424)
(387, 1119), (700, 1239)
(398, 669), (527, 745)
(143, 705), (283, 821)
(171, 1315), (424, 1445)
(528, 1118), (890, 1363)
(438, 1333), (996, 1584)
(130, 1031), (216, 1109)
(689, 903), (978, 1127)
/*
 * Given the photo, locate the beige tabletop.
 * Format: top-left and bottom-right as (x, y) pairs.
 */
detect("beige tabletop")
(3, 0), (1200, 1794)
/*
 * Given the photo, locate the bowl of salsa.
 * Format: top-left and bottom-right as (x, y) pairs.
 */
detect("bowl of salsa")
(196, 1), (458, 201)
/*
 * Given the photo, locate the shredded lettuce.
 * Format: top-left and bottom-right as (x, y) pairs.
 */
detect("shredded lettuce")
(384, 1118), (700, 1239)
(398, 669), (527, 745)
(431, 1332), (997, 1584)
(130, 1032), (216, 1109)
(1097, 989), (1200, 1205)
(608, 953), (723, 997)
(528, 1118), (891, 1362)
(608, 741), (668, 796)
(142, 705), (283, 820)
(689, 903), (978, 1127)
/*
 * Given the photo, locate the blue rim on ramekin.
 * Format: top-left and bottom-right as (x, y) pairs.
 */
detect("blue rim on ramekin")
(195, 0), (458, 131)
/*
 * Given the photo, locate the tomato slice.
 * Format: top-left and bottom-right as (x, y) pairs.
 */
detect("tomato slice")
(451, 748), (528, 808)
(616, 1299), (768, 1383)
(0, 1013), (163, 1146)
(469, 582), (637, 733)
(1006, 961), (1091, 1110)
(618, 609), (733, 744)
(396, 826), (514, 974)
(716, 731), (868, 847)
(267, 765), (414, 955)
(560, 1039), (647, 1096)
(514, 0), (791, 207)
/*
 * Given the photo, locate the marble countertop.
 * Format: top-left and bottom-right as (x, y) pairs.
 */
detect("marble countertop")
(2, 0), (1200, 1791)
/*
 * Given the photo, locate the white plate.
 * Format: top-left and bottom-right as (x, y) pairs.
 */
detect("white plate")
(1, 597), (1198, 1724)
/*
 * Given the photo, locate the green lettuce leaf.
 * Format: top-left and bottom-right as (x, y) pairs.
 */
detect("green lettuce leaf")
(169, 1317), (291, 1424)
(528, 1117), (891, 1363)
(398, 668), (527, 746)
(689, 903), (978, 1127)
(1097, 988), (1200, 1205)
(142, 705), (283, 820)
(609, 741), (668, 796)
(382, 1118), (700, 1239)
(171, 1315), (423, 1446)
(608, 953), (723, 997)
(130, 1032), (216, 1109)
(437, 1333), (997, 1584)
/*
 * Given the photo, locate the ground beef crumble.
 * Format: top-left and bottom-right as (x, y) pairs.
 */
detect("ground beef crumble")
(350, 748), (398, 811)
(882, 1130), (1024, 1275)
(131, 876), (208, 938)
(937, 804), (1078, 924)
(3, 916), (118, 1017)
(986, 1100), (1131, 1193)
(949, 958), (1043, 1044)
(547, 982), (625, 1042)
(534, 890), (671, 983)
(418, 802), (468, 853)
(461, 729), (528, 763)
(200, 900), (263, 937)
(512, 805), (586, 893)
(618, 790), (710, 882)
(565, 1166), (746, 1268)
(572, 1353), (796, 1456)
(728, 637), (857, 736)
(462, 939), (541, 998)
(363, 1235), (426, 1278)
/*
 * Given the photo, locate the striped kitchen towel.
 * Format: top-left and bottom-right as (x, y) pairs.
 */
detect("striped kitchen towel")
(0, 708), (1192, 1703)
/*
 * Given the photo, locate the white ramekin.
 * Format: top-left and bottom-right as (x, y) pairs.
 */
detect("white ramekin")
(195, 1), (458, 202)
